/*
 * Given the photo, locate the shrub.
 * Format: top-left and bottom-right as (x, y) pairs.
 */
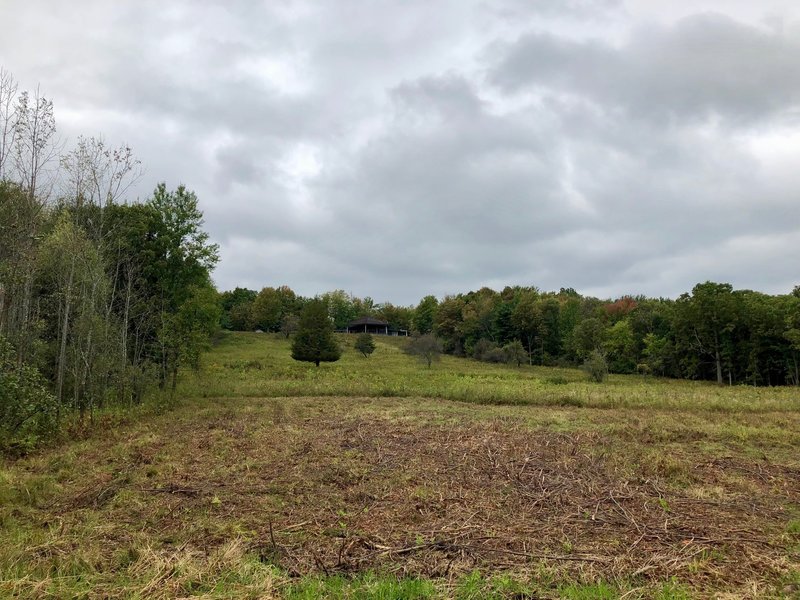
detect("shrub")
(471, 339), (497, 362)
(484, 347), (508, 363)
(0, 335), (58, 455)
(503, 340), (527, 367)
(583, 349), (609, 383)
(354, 333), (376, 358)
(405, 334), (442, 368)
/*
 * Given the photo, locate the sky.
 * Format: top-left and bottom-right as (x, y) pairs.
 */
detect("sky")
(1, 0), (799, 305)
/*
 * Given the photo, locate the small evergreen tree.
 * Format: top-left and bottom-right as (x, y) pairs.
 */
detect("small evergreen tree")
(291, 300), (341, 366)
(354, 332), (376, 358)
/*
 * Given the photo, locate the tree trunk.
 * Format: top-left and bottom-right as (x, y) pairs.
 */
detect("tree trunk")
(713, 330), (723, 385)
(56, 258), (76, 407)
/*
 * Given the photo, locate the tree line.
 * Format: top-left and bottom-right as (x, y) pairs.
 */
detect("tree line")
(0, 68), (219, 453)
(223, 283), (800, 387)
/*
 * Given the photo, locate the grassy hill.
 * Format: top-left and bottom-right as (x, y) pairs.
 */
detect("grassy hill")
(186, 332), (799, 412)
(1, 332), (798, 598)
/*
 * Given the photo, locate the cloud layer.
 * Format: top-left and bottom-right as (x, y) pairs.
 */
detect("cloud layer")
(2, 0), (798, 303)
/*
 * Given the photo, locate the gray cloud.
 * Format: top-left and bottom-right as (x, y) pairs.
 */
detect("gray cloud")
(1, 1), (798, 304)
(491, 13), (800, 124)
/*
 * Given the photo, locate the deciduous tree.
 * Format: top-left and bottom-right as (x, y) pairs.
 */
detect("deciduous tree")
(406, 333), (442, 368)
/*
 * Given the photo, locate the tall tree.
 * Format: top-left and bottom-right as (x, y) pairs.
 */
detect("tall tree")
(14, 86), (59, 200)
(675, 282), (736, 384)
(413, 295), (438, 334)
(0, 67), (18, 180)
(147, 184), (219, 387)
(511, 290), (542, 365)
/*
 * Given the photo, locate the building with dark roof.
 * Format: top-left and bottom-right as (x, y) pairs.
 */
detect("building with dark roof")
(345, 317), (408, 336)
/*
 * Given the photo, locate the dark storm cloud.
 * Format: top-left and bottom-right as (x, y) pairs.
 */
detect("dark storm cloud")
(1, 1), (798, 304)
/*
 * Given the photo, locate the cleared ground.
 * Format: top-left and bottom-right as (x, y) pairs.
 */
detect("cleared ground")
(1, 334), (799, 598)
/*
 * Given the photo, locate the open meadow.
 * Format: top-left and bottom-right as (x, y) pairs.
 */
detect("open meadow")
(1, 332), (799, 599)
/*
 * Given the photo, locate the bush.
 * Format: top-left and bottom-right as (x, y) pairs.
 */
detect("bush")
(484, 347), (508, 363)
(406, 334), (442, 368)
(503, 340), (527, 367)
(354, 333), (376, 358)
(473, 339), (519, 364)
(583, 350), (609, 383)
(0, 335), (58, 455)
(471, 339), (497, 362)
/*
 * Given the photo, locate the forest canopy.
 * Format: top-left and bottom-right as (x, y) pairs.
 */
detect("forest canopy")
(0, 68), (219, 453)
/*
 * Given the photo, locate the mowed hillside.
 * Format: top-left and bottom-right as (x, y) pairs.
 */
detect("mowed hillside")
(1, 332), (799, 599)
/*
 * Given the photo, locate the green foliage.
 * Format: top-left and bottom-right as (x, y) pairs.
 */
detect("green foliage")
(471, 338), (499, 362)
(291, 300), (341, 366)
(377, 303), (413, 333)
(674, 281), (736, 384)
(280, 313), (300, 339)
(220, 287), (257, 330)
(0, 335), (57, 455)
(321, 290), (360, 330)
(252, 286), (297, 332)
(285, 573), (436, 599)
(642, 333), (672, 377)
(603, 320), (637, 373)
(413, 295), (438, 334)
(583, 349), (609, 383)
(511, 289), (541, 362)
(354, 333), (376, 358)
(558, 581), (617, 599)
(147, 183), (219, 311)
(433, 295), (465, 355)
(164, 283), (222, 372)
(503, 340), (526, 367)
(146, 184), (221, 389)
(228, 301), (255, 331)
(571, 317), (606, 361)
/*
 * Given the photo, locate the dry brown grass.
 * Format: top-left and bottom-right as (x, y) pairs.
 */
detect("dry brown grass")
(3, 395), (798, 598)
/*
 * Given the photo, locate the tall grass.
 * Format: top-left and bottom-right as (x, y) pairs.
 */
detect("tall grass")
(179, 332), (800, 413)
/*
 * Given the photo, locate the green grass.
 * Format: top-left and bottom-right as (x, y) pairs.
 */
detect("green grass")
(179, 333), (800, 458)
(182, 332), (800, 414)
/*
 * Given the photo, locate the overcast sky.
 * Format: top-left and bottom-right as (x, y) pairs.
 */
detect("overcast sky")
(2, 1), (798, 305)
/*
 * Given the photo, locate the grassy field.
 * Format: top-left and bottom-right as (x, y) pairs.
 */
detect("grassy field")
(1, 332), (799, 599)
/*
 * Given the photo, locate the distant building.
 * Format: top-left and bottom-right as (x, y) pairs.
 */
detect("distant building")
(345, 317), (408, 336)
